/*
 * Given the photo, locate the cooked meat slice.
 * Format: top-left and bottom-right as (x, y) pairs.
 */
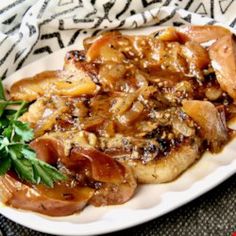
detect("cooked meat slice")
(182, 41), (210, 69)
(10, 61), (97, 102)
(182, 100), (228, 152)
(98, 122), (199, 184)
(10, 71), (59, 101)
(116, 138), (201, 183)
(209, 34), (236, 101)
(66, 147), (137, 206)
(89, 164), (137, 206)
(181, 41), (210, 80)
(30, 132), (137, 206)
(177, 25), (231, 43)
(0, 174), (94, 216)
(85, 32), (126, 63)
(64, 50), (99, 84)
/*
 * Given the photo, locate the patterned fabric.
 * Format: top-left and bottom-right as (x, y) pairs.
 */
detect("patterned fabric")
(0, 0), (236, 79)
(0, 0), (236, 235)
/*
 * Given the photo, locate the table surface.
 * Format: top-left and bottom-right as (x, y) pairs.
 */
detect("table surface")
(0, 174), (235, 236)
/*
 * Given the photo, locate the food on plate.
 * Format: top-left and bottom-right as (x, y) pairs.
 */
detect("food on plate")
(177, 25), (231, 43)
(209, 34), (236, 100)
(0, 25), (236, 216)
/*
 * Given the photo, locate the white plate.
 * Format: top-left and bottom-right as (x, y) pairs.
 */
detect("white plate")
(1, 25), (236, 236)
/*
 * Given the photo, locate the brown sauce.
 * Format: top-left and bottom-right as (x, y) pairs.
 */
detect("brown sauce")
(6, 26), (236, 216)
(14, 30), (236, 160)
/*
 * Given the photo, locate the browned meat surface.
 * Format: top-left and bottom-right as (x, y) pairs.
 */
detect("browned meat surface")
(116, 137), (201, 183)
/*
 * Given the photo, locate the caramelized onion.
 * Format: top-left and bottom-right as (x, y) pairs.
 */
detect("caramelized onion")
(154, 27), (179, 42)
(177, 25), (231, 43)
(182, 100), (228, 152)
(172, 119), (195, 137)
(99, 63), (126, 90)
(209, 33), (236, 100)
(110, 93), (136, 115)
(174, 81), (193, 93)
(86, 32), (122, 62)
(118, 101), (144, 126)
(182, 41), (210, 69)
(205, 87), (222, 101)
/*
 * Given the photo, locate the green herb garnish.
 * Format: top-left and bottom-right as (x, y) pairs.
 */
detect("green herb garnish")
(0, 80), (66, 187)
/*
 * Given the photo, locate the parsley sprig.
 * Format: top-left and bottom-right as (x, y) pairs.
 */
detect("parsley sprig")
(0, 80), (66, 187)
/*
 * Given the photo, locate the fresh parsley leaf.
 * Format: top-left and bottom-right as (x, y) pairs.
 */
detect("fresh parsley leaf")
(0, 101), (25, 118)
(21, 146), (66, 187)
(35, 160), (66, 187)
(0, 103), (7, 117)
(21, 146), (37, 159)
(2, 124), (13, 140)
(0, 137), (9, 150)
(0, 146), (9, 159)
(3, 142), (66, 187)
(0, 86), (66, 187)
(5, 109), (17, 115)
(13, 121), (34, 142)
(0, 157), (11, 175)
(0, 118), (9, 129)
(8, 145), (37, 184)
(0, 79), (6, 100)
(12, 158), (37, 184)
(33, 164), (54, 187)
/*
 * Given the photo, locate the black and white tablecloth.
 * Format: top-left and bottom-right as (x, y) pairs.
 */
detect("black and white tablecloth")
(0, 0), (235, 235)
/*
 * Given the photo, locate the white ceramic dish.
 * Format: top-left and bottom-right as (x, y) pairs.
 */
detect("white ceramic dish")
(0, 25), (236, 236)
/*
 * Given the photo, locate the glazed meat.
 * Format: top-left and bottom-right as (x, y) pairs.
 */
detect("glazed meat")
(30, 133), (137, 207)
(0, 174), (94, 216)
(209, 34), (236, 100)
(0, 132), (137, 216)
(4, 25), (236, 216)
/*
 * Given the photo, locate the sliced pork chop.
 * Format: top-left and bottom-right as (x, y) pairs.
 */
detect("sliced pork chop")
(0, 174), (94, 216)
(30, 132), (137, 206)
(9, 52), (98, 101)
(117, 137), (201, 184)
